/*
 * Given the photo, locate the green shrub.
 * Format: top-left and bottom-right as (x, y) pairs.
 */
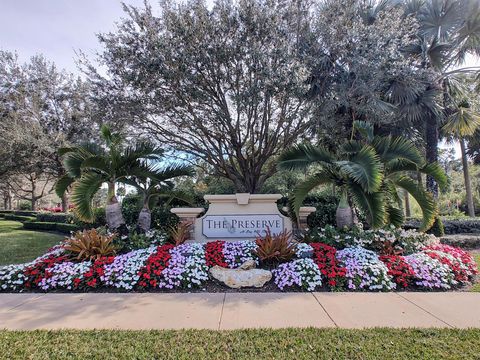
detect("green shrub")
(71, 208), (106, 229)
(427, 217), (445, 237)
(56, 223), (80, 234)
(18, 201), (32, 210)
(152, 205), (179, 232)
(36, 212), (72, 224)
(121, 194), (142, 226)
(12, 210), (38, 217)
(305, 195), (339, 229)
(4, 214), (36, 222)
(23, 221), (58, 231)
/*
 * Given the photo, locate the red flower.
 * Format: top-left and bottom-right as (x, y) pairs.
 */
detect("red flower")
(380, 255), (415, 288)
(205, 240), (228, 268)
(136, 244), (174, 290)
(310, 243), (346, 290)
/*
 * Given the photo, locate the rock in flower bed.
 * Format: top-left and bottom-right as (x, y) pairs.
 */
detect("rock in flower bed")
(0, 230), (477, 292)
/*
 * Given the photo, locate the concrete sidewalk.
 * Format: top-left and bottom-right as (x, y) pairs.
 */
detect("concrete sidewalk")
(0, 292), (479, 330)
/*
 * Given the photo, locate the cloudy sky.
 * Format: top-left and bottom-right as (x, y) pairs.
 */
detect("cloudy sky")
(0, 0), (150, 73)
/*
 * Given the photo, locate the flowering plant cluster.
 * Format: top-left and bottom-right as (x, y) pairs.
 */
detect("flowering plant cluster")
(423, 244), (478, 282)
(404, 253), (457, 289)
(310, 243), (346, 289)
(205, 240), (228, 267)
(379, 255), (415, 288)
(137, 244), (174, 289)
(336, 247), (396, 291)
(0, 230), (477, 293)
(308, 225), (437, 255)
(273, 258), (322, 291)
(204, 240), (257, 268)
(158, 243), (208, 289)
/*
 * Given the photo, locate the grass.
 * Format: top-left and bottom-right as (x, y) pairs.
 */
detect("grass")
(0, 220), (64, 266)
(0, 328), (479, 359)
(470, 252), (480, 292)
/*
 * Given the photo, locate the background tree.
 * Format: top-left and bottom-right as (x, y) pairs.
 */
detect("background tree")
(404, 0), (480, 195)
(0, 51), (95, 210)
(83, 0), (315, 193)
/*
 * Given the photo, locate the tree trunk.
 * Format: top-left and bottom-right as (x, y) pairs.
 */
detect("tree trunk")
(425, 113), (439, 197)
(30, 178), (37, 211)
(105, 181), (126, 230)
(460, 138), (475, 217)
(336, 192), (353, 229)
(137, 205), (152, 232)
(404, 190), (411, 218)
(61, 194), (68, 213)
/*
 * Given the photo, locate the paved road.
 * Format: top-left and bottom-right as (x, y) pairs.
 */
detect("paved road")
(0, 292), (479, 330)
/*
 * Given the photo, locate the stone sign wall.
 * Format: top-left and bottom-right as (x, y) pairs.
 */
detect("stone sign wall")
(171, 193), (315, 243)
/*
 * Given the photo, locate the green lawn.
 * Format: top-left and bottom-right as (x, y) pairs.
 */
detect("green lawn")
(0, 220), (64, 266)
(0, 328), (479, 359)
(471, 253), (480, 292)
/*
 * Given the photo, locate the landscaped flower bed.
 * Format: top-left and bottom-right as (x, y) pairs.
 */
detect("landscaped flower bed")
(0, 228), (477, 292)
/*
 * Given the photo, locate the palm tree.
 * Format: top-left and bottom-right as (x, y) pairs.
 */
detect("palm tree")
(403, 0), (480, 195)
(442, 80), (480, 217)
(279, 121), (447, 230)
(55, 125), (163, 230)
(124, 164), (195, 232)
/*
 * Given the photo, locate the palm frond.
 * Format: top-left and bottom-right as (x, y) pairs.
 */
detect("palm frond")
(278, 144), (334, 171)
(338, 145), (383, 193)
(71, 173), (105, 222)
(393, 175), (437, 231)
(291, 171), (333, 214)
(55, 174), (75, 198)
(385, 205), (405, 227)
(349, 184), (386, 228)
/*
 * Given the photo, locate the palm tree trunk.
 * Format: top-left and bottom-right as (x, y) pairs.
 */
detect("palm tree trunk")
(61, 194), (68, 213)
(426, 113), (439, 198)
(336, 191), (353, 229)
(105, 181), (126, 230)
(137, 203), (152, 232)
(460, 138), (475, 217)
(404, 190), (411, 218)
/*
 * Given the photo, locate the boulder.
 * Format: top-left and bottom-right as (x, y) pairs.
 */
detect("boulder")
(209, 263), (272, 289)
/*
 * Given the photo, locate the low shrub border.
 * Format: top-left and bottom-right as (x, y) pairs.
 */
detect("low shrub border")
(4, 214), (36, 223)
(23, 221), (79, 234)
(36, 213), (71, 224)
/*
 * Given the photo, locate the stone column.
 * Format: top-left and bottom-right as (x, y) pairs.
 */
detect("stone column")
(298, 206), (316, 231)
(170, 208), (205, 240)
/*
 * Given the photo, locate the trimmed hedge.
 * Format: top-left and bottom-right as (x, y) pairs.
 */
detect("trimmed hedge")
(36, 213), (71, 224)
(405, 219), (480, 235)
(23, 221), (80, 234)
(23, 221), (58, 231)
(56, 223), (80, 234)
(4, 214), (36, 222)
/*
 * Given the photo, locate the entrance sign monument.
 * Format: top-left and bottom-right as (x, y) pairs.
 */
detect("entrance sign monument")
(171, 193), (315, 242)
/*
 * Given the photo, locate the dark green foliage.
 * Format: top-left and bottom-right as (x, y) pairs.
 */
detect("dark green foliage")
(305, 195), (339, 229)
(4, 215), (36, 223)
(55, 223), (80, 234)
(18, 201), (32, 210)
(10, 211), (37, 217)
(405, 218), (480, 235)
(427, 217), (445, 237)
(151, 206), (179, 232)
(120, 194), (179, 232)
(71, 208), (106, 229)
(23, 221), (58, 231)
(36, 213), (71, 224)
(121, 194), (142, 226)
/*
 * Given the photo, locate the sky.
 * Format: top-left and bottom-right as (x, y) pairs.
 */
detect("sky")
(0, 0), (150, 73)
